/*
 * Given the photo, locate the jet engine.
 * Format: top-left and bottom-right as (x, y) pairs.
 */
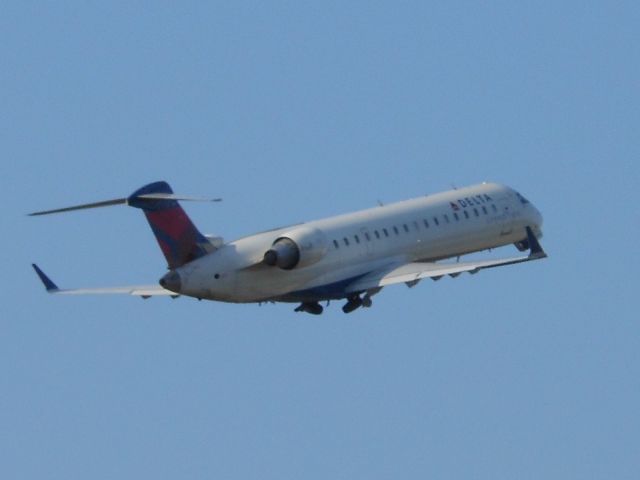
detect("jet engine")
(263, 227), (328, 270)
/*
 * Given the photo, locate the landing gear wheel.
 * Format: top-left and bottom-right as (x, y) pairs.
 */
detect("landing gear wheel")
(294, 302), (323, 315)
(342, 294), (363, 313)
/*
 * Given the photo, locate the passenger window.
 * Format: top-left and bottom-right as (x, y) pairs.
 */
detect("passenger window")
(403, 224), (409, 233)
(383, 228), (389, 237)
(433, 217), (439, 226)
(473, 208), (479, 217)
(482, 206), (488, 215)
(393, 226), (399, 235)
(423, 219), (429, 228)
(364, 232), (371, 241)
(343, 237), (350, 246)
(492, 204), (498, 213)
(354, 235), (360, 244)
(443, 214), (450, 224)
(374, 230), (380, 239)
(464, 210), (470, 219)
(454, 213), (459, 221)
(333, 239), (339, 249)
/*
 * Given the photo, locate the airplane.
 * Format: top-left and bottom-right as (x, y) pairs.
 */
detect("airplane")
(31, 181), (546, 314)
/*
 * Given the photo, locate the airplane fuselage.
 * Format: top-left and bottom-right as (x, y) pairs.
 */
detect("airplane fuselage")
(172, 183), (543, 303)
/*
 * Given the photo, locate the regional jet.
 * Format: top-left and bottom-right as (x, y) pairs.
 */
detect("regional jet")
(31, 181), (546, 314)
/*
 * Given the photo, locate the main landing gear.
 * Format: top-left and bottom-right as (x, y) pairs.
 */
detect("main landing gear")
(295, 291), (377, 315)
(342, 294), (363, 313)
(294, 302), (324, 315)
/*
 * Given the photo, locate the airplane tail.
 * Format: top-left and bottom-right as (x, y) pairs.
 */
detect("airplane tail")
(29, 180), (221, 270)
(127, 181), (211, 269)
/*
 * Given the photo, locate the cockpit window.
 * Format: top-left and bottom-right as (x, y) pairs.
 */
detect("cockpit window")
(516, 192), (530, 205)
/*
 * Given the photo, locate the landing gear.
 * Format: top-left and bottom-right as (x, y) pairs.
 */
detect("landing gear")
(342, 294), (363, 313)
(294, 302), (323, 315)
(295, 290), (377, 315)
(362, 294), (372, 308)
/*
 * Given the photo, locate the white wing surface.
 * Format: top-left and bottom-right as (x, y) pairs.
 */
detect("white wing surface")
(32, 264), (177, 299)
(347, 251), (545, 293)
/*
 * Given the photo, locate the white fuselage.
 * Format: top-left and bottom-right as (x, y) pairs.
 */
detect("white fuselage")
(173, 183), (543, 303)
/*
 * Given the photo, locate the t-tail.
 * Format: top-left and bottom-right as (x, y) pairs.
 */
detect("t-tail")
(29, 181), (221, 269)
(127, 182), (213, 269)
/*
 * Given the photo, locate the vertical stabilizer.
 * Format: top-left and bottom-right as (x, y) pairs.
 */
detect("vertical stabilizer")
(127, 181), (211, 269)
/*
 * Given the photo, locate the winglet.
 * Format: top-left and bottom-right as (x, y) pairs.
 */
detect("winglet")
(525, 227), (546, 259)
(32, 264), (59, 292)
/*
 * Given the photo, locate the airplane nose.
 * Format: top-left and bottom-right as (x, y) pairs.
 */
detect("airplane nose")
(159, 270), (182, 293)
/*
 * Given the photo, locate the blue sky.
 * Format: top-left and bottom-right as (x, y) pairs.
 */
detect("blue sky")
(2, 1), (639, 478)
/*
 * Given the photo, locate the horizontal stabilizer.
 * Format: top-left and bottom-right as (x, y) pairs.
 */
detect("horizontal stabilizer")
(29, 187), (221, 216)
(137, 193), (222, 202)
(29, 198), (128, 216)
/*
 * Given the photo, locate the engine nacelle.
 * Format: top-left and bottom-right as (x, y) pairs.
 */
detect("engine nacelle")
(263, 227), (328, 270)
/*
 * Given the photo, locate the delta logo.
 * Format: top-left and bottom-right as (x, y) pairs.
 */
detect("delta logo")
(450, 194), (493, 210)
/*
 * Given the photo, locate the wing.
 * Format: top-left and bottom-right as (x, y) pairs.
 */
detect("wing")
(32, 264), (178, 299)
(347, 226), (547, 293)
